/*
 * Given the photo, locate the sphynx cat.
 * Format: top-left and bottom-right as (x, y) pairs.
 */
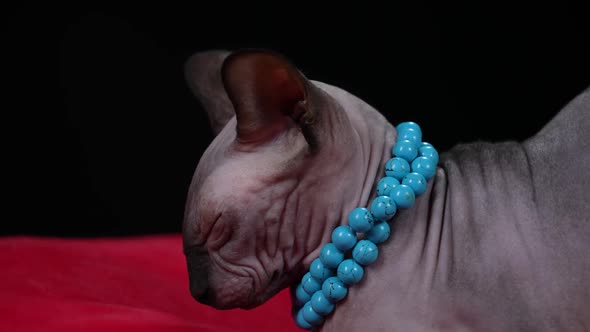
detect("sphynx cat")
(182, 49), (590, 331)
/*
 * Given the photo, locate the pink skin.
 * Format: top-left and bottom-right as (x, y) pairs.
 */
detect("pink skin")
(183, 49), (590, 330)
(182, 49), (395, 308)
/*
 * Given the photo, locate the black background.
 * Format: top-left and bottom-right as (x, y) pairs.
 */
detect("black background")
(5, 2), (589, 237)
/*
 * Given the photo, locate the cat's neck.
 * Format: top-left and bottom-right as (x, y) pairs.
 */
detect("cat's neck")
(301, 82), (453, 330)
(312, 80), (397, 209)
(317, 167), (450, 331)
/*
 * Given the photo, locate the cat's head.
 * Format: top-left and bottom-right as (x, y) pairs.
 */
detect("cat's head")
(182, 49), (393, 309)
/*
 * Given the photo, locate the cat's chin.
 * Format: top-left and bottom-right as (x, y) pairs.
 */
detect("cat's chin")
(234, 273), (294, 310)
(209, 288), (280, 310)
(204, 276), (288, 310)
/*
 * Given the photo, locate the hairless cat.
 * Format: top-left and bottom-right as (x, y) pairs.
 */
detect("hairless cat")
(182, 49), (590, 331)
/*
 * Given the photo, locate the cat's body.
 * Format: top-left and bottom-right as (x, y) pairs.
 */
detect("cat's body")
(182, 49), (590, 331)
(322, 141), (590, 331)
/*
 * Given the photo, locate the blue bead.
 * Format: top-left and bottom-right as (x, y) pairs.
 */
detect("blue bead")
(302, 302), (323, 325)
(295, 283), (312, 306)
(337, 259), (365, 285)
(396, 121), (421, 134)
(301, 272), (321, 294)
(370, 195), (397, 221)
(398, 127), (422, 146)
(376, 176), (400, 197)
(310, 291), (335, 316)
(402, 172), (427, 196)
(320, 243), (345, 269)
(419, 144), (439, 165)
(322, 276), (348, 302)
(392, 139), (418, 162)
(348, 207), (375, 233)
(420, 142), (432, 148)
(352, 240), (379, 266)
(309, 258), (334, 282)
(366, 221), (391, 244)
(411, 156), (436, 180)
(385, 157), (410, 181)
(391, 184), (416, 209)
(331, 225), (358, 251)
(296, 309), (313, 330)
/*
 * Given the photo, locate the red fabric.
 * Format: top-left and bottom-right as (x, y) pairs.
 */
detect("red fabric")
(0, 235), (302, 332)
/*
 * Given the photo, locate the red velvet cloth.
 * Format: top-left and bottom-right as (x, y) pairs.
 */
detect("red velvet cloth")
(0, 235), (302, 332)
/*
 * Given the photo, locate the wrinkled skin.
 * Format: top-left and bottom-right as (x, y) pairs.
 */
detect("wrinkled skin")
(182, 49), (590, 331)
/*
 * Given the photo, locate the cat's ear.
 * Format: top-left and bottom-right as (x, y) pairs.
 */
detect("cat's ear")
(184, 50), (234, 136)
(221, 49), (317, 146)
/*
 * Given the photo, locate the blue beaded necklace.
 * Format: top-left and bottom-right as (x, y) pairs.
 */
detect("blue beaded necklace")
(293, 121), (439, 330)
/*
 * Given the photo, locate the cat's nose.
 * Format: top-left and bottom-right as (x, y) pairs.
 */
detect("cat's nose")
(185, 245), (211, 304)
(195, 287), (210, 304)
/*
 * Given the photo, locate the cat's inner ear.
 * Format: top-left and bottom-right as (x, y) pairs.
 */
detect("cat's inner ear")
(221, 50), (310, 145)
